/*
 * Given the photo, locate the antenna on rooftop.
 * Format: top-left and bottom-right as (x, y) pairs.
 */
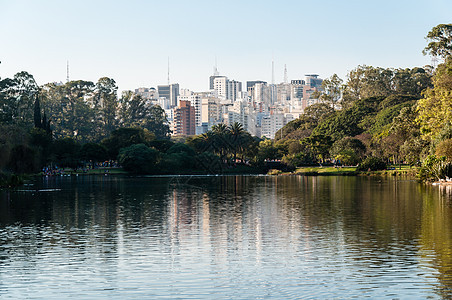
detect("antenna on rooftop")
(284, 64), (288, 84)
(272, 54), (275, 85)
(66, 60), (70, 83)
(167, 57), (170, 85)
(214, 56), (219, 76)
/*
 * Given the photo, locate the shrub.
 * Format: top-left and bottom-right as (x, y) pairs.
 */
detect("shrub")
(357, 157), (387, 171)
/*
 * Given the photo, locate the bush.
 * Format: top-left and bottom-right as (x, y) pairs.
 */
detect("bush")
(357, 156), (387, 171)
(118, 144), (159, 174)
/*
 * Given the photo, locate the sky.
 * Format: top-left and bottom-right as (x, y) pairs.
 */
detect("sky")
(0, 0), (451, 93)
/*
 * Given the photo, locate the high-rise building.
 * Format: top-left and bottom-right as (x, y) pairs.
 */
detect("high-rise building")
(209, 64), (221, 90)
(173, 100), (195, 136)
(213, 77), (242, 101)
(178, 89), (203, 132)
(158, 83), (179, 107)
(228, 80), (242, 102)
(305, 75), (322, 88)
(213, 76), (228, 100)
(201, 97), (221, 129)
(261, 113), (290, 139)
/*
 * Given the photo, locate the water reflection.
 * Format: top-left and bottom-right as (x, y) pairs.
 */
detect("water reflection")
(1, 175), (452, 298)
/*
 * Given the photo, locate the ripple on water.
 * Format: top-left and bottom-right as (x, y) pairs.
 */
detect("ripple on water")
(0, 176), (448, 298)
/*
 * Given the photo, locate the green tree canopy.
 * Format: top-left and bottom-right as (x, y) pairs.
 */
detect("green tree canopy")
(101, 127), (155, 159)
(417, 59), (452, 140)
(423, 24), (452, 59)
(118, 144), (159, 174)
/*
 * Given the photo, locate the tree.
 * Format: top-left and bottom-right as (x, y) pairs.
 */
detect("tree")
(118, 144), (159, 174)
(435, 139), (452, 161)
(315, 74), (343, 109)
(118, 91), (149, 127)
(229, 122), (245, 161)
(257, 139), (280, 162)
(51, 137), (81, 168)
(303, 103), (335, 123)
(160, 143), (197, 173)
(93, 77), (118, 137)
(29, 127), (53, 167)
(0, 72), (39, 126)
(211, 123), (231, 161)
(301, 134), (332, 163)
(423, 24), (452, 59)
(7, 145), (37, 173)
(417, 59), (452, 140)
(395, 67), (432, 97)
(330, 137), (366, 165)
(145, 105), (171, 139)
(101, 127), (155, 159)
(79, 143), (107, 165)
(40, 80), (95, 142)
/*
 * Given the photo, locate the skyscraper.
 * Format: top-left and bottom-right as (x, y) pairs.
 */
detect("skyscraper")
(158, 83), (180, 107)
(173, 100), (195, 136)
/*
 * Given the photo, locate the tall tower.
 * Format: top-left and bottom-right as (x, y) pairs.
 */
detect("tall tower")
(284, 64), (288, 84)
(214, 56), (219, 76)
(272, 56), (275, 85)
(66, 60), (70, 83)
(167, 57), (170, 85)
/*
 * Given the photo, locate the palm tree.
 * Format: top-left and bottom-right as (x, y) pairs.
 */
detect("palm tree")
(228, 122), (244, 162)
(211, 123), (231, 161)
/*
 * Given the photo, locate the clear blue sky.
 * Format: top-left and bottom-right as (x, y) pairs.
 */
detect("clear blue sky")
(1, 0), (451, 92)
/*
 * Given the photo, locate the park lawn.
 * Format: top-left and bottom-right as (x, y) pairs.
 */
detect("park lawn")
(294, 166), (358, 175)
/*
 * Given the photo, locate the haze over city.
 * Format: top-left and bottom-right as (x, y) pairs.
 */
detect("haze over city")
(1, 0), (450, 92)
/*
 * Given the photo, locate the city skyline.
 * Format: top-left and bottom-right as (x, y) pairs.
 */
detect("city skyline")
(1, 0), (450, 92)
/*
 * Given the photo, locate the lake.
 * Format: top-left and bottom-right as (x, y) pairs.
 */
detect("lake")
(1, 175), (452, 299)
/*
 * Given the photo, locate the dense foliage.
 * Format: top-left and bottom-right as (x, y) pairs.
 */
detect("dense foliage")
(1, 24), (451, 179)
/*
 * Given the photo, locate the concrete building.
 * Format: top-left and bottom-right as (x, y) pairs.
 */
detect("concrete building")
(228, 80), (242, 102)
(178, 89), (204, 134)
(201, 97), (221, 130)
(305, 74), (322, 88)
(213, 76), (229, 100)
(158, 84), (179, 107)
(261, 113), (286, 139)
(173, 100), (195, 136)
(212, 77), (242, 101)
(134, 87), (158, 100)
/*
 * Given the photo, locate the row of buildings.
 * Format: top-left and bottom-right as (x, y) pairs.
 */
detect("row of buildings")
(135, 71), (324, 139)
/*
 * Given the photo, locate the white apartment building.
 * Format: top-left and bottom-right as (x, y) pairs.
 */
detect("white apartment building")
(201, 97), (221, 130)
(213, 77), (228, 100)
(261, 113), (288, 139)
(213, 76), (242, 101)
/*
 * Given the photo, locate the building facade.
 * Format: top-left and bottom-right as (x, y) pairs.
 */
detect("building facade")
(173, 100), (195, 136)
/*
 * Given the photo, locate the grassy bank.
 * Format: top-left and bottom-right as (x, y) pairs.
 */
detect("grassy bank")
(269, 165), (419, 178)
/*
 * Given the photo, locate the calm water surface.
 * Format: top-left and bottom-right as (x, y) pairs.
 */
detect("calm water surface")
(1, 175), (452, 299)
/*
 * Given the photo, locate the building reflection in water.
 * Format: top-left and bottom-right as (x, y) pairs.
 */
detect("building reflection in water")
(4, 176), (452, 297)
